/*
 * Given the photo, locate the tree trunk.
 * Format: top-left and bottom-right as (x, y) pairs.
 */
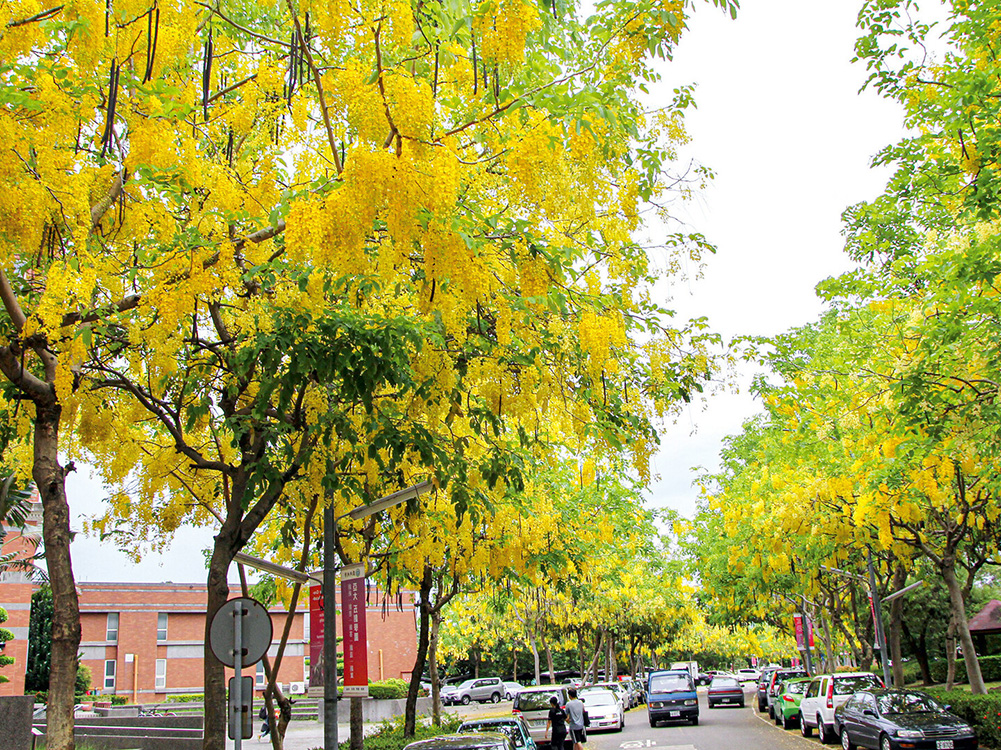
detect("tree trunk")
(889, 566), (906, 687)
(35, 403), (80, 750)
(945, 617), (957, 691)
(543, 636), (555, 685)
(429, 609), (442, 726)
(472, 646), (480, 679)
(350, 696), (363, 750)
(942, 561), (985, 693)
(203, 531), (236, 750)
(901, 623), (932, 686)
(513, 648), (518, 682)
(529, 631), (541, 686)
(819, 608), (835, 673)
(404, 566), (433, 737)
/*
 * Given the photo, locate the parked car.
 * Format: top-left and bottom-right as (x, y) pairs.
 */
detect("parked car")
(756, 667), (782, 711)
(624, 678), (645, 705)
(799, 672), (884, 744)
(512, 685), (571, 747)
(736, 668), (761, 683)
(835, 689), (977, 750)
(646, 669), (699, 727)
(442, 677), (506, 705)
(580, 689), (625, 732)
(404, 733), (516, 750)
(504, 682), (525, 701)
(584, 682), (632, 709)
(772, 677), (811, 728)
(707, 675), (745, 708)
(766, 668), (809, 719)
(457, 717), (538, 750)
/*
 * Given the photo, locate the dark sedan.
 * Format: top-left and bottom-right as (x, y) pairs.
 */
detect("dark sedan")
(707, 676), (745, 708)
(836, 689), (977, 750)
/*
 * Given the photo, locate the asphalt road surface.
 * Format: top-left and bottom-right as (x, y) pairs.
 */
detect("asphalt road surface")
(571, 687), (819, 750)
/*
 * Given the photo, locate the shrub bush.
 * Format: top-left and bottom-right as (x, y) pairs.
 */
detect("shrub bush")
(110, 695), (129, 705)
(368, 679), (410, 700)
(925, 688), (1001, 749)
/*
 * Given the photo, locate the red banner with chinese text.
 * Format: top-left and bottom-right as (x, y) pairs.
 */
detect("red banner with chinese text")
(341, 563), (369, 697)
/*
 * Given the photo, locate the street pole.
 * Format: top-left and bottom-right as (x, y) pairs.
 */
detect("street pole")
(866, 547), (892, 686)
(324, 503), (338, 750)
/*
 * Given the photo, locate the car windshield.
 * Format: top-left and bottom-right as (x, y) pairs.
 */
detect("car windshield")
(460, 680), (477, 689)
(711, 678), (739, 688)
(834, 675), (882, 696)
(581, 692), (616, 706)
(514, 691), (559, 711)
(649, 674), (692, 692)
(876, 693), (943, 715)
(783, 682), (808, 695)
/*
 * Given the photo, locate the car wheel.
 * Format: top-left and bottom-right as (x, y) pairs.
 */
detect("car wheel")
(783, 712), (796, 730)
(841, 729), (855, 750)
(491, 693), (501, 704)
(649, 719), (657, 728)
(818, 718), (830, 745)
(757, 698), (766, 712)
(768, 704), (775, 719)
(880, 735), (891, 750)
(690, 716), (699, 726)
(800, 714), (812, 737)
(461, 696), (471, 705)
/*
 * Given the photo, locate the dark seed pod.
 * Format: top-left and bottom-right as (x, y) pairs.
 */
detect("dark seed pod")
(202, 28), (213, 122)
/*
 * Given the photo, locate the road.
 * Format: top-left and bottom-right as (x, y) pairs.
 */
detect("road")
(565, 687), (819, 750)
(267, 684), (829, 750)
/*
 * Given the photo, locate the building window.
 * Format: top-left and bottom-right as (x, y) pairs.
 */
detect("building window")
(106, 613), (119, 642)
(157, 612), (168, 642)
(104, 659), (116, 690)
(155, 659), (166, 690)
(256, 661), (266, 689)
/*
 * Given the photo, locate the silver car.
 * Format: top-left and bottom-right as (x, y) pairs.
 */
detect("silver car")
(445, 677), (506, 705)
(511, 685), (570, 747)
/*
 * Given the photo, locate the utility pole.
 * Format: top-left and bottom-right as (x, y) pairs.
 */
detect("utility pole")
(866, 547), (892, 686)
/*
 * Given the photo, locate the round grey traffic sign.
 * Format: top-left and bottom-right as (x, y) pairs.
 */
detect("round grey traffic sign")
(209, 597), (273, 667)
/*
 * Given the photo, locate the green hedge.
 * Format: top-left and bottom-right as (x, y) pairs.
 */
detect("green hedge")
(319, 713), (464, 750)
(164, 693), (205, 703)
(926, 655), (1001, 685)
(925, 689), (1001, 749)
(368, 679), (410, 700)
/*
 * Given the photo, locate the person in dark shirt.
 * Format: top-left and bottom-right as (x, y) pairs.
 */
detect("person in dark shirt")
(545, 695), (567, 750)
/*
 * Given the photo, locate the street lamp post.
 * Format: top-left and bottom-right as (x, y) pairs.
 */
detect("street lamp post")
(323, 480), (433, 750)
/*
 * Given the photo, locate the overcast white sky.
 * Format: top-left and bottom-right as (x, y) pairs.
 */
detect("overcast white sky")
(66, 0), (907, 581)
(645, 0), (905, 519)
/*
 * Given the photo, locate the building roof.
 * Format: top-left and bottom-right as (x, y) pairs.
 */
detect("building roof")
(968, 599), (1001, 634)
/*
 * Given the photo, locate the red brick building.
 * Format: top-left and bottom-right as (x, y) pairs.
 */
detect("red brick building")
(0, 501), (420, 699)
(0, 498), (42, 696)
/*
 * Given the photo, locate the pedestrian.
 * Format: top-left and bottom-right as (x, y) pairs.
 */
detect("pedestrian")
(565, 688), (586, 750)
(259, 704), (270, 741)
(545, 695), (568, 750)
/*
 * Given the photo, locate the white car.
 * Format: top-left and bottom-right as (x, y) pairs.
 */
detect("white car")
(585, 681), (632, 709)
(736, 669), (760, 683)
(580, 689), (625, 732)
(798, 672), (883, 744)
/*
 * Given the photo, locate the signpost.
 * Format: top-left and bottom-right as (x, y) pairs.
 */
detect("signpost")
(209, 597), (273, 748)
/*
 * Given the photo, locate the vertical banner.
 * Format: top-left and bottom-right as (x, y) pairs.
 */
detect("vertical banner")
(341, 563), (369, 697)
(793, 613), (806, 649)
(309, 580), (325, 690)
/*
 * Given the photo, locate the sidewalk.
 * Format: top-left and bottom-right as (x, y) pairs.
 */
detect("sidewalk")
(227, 719), (384, 750)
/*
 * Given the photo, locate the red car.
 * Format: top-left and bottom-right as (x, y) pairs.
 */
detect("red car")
(707, 676), (745, 708)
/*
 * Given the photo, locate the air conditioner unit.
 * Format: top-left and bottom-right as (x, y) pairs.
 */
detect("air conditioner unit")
(290, 682), (305, 695)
